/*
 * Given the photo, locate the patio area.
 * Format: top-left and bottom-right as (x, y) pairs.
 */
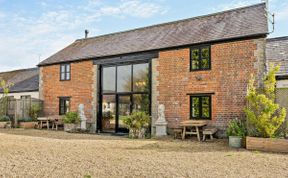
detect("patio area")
(0, 129), (287, 178)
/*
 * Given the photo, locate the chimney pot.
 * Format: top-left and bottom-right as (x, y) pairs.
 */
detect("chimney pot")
(85, 29), (89, 38)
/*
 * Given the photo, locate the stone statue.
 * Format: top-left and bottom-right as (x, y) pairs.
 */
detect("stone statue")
(155, 104), (167, 137)
(78, 104), (87, 130)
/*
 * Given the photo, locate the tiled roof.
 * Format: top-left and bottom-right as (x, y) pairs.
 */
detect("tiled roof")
(39, 3), (268, 66)
(0, 68), (39, 93)
(266, 36), (288, 76)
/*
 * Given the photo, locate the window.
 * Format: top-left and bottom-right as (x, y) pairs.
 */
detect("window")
(190, 46), (211, 71)
(59, 97), (70, 115)
(103, 66), (116, 93)
(60, 64), (70, 80)
(190, 95), (211, 119)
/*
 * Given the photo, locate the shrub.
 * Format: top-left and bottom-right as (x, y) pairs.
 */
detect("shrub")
(0, 115), (10, 122)
(102, 111), (113, 119)
(244, 65), (286, 138)
(63, 112), (80, 124)
(226, 118), (246, 137)
(123, 111), (150, 138)
(18, 117), (33, 122)
(29, 104), (42, 121)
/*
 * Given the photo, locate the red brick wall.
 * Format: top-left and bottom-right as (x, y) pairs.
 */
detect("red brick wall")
(40, 60), (94, 120)
(156, 39), (263, 132)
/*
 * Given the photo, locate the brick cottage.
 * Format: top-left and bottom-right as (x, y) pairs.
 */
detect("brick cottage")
(38, 3), (268, 136)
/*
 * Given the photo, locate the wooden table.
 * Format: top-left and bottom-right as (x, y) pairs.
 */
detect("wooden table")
(37, 117), (50, 130)
(180, 120), (207, 141)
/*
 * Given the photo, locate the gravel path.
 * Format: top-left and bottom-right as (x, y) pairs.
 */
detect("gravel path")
(0, 129), (287, 178)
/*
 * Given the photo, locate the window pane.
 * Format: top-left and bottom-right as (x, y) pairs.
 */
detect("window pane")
(61, 65), (65, 73)
(133, 94), (149, 114)
(192, 60), (200, 70)
(192, 49), (199, 60)
(202, 97), (210, 107)
(66, 72), (70, 80)
(133, 63), (149, 92)
(65, 100), (70, 113)
(102, 95), (116, 132)
(66, 64), (70, 72)
(202, 107), (210, 118)
(61, 73), (65, 80)
(201, 58), (210, 69)
(192, 107), (200, 118)
(201, 48), (209, 58)
(103, 67), (116, 93)
(117, 65), (132, 92)
(192, 97), (199, 107)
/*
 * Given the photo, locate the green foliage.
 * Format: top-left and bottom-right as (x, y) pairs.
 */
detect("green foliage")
(63, 111), (80, 124)
(102, 111), (113, 119)
(244, 65), (286, 138)
(0, 80), (14, 116)
(18, 117), (33, 122)
(123, 111), (150, 138)
(29, 104), (42, 121)
(0, 115), (10, 122)
(226, 118), (246, 137)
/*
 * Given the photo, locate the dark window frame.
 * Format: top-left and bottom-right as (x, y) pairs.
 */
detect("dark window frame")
(190, 45), (211, 71)
(59, 97), (70, 115)
(60, 63), (71, 81)
(190, 95), (211, 120)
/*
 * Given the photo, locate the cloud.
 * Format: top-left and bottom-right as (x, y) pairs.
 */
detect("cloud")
(215, 0), (259, 11)
(0, 0), (168, 71)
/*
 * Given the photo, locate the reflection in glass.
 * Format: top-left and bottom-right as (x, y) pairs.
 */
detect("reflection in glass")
(118, 95), (131, 130)
(117, 65), (132, 92)
(192, 49), (200, 70)
(102, 95), (116, 132)
(103, 67), (116, 93)
(133, 63), (149, 92)
(133, 94), (149, 114)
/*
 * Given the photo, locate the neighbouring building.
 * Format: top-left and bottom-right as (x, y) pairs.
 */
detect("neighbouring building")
(0, 68), (40, 119)
(0, 68), (39, 99)
(266, 36), (288, 123)
(38, 3), (268, 136)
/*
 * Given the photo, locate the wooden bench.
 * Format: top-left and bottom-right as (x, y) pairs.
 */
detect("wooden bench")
(172, 128), (183, 139)
(202, 128), (217, 141)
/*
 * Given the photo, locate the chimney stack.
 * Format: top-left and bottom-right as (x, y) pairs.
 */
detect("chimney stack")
(85, 29), (89, 39)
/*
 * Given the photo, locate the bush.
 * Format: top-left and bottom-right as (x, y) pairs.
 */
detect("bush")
(244, 65), (286, 138)
(63, 112), (80, 124)
(226, 118), (246, 137)
(102, 111), (113, 119)
(0, 115), (10, 122)
(123, 111), (150, 138)
(18, 117), (33, 122)
(29, 104), (42, 121)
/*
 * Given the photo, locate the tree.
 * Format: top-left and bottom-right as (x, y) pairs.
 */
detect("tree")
(0, 80), (14, 116)
(244, 65), (286, 138)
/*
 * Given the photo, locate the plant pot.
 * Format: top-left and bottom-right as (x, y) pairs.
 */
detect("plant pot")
(0, 121), (8, 128)
(64, 123), (78, 132)
(246, 136), (288, 153)
(229, 136), (243, 148)
(19, 122), (38, 129)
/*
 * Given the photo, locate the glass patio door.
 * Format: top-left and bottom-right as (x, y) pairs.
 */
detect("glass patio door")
(116, 95), (131, 133)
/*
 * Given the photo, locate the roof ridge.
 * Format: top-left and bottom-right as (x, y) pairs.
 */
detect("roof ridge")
(0, 67), (38, 75)
(76, 2), (266, 42)
(267, 36), (288, 42)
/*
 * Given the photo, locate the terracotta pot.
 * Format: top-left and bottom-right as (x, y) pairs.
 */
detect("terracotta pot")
(19, 122), (38, 129)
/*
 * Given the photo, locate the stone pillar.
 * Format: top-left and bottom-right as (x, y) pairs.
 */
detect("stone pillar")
(79, 104), (87, 130)
(91, 64), (98, 133)
(151, 58), (160, 136)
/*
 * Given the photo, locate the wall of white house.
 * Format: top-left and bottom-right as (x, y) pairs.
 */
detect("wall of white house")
(2, 91), (39, 99)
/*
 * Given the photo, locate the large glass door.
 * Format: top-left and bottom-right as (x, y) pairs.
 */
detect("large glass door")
(100, 62), (150, 133)
(117, 95), (131, 133)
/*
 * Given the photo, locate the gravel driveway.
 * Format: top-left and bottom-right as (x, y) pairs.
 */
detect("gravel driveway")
(0, 129), (287, 178)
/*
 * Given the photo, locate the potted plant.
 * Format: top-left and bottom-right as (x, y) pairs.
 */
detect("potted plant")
(244, 65), (288, 153)
(0, 115), (11, 128)
(102, 111), (113, 130)
(123, 111), (150, 139)
(226, 118), (246, 148)
(18, 117), (38, 129)
(63, 111), (80, 132)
